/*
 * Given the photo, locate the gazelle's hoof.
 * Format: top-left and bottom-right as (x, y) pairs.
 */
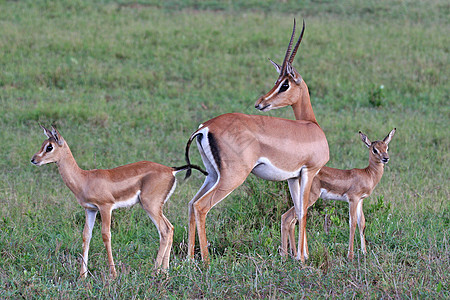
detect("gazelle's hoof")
(295, 254), (306, 263)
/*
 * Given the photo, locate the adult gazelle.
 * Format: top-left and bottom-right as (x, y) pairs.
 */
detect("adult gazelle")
(185, 20), (329, 263)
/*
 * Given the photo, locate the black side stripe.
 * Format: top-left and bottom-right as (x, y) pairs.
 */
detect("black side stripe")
(208, 132), (221, 171)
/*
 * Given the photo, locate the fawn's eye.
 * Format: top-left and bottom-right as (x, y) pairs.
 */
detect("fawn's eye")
(372, 147), (378, 154)
(46, 145), (53, 152)
(279, 80), (289, 93)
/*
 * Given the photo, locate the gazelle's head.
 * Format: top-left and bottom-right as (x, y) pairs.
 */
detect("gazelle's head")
(255, 19), (306, 112)
(359, 128), (396, 165)
(31, 124), (66, 166)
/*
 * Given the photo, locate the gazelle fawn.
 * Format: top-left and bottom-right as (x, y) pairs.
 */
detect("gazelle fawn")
(185, 20), (329, 264)
(31, 125), (206, 278)
(281, 129), (396, 260)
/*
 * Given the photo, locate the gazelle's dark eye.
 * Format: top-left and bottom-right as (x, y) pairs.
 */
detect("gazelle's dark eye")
(46, 145), (53, 152)
(279, 80), (289, 93)
(372, 147), (378, 154)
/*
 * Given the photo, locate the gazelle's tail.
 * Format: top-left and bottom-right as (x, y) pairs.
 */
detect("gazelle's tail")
(176, 131), (207, 180)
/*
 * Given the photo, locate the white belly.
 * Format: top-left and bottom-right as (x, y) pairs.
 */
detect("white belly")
(112, 190), (141, 210)
(319, 188), (349, 202)
(251, 157), (302, 181)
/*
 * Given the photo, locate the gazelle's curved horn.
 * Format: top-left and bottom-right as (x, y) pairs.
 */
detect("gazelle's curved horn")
(280, 19), (296, 76)
(289, 19), (305, 64)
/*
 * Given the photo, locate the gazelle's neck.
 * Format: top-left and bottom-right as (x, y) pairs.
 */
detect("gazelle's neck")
(56, 143), (86, 195)
(365, 159), (385, 185)
(291, 81), (318, 124)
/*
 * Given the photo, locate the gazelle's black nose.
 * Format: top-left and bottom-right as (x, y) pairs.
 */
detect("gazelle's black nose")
(382, 157), (389, 163)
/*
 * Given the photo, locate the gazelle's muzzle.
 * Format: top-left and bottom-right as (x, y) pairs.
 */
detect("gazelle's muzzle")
(30, 154), (43, 166)
(254, 96), (273, 111)
(30, 157), (39, 166)
(254, 96), (264, 109)
(255, 103), (271, 111)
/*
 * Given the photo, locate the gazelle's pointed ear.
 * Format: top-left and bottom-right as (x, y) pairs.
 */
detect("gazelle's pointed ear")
(51, 126), (64, 146)
(359, 131), (371, 148)
(287, 63), (303, 84)
(269, 58), (282, 74)
(383, 128), (396, 145)
(40, 123), (53, 139)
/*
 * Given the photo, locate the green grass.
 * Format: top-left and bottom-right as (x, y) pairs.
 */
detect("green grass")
(0, 0), (448, 298)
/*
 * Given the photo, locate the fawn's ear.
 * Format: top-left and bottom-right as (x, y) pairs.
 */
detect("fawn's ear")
(40, 123), (53, 139)
(383, 128), (396, 145)
(51, 126), (64, 146)
(359, 131), (371, 148)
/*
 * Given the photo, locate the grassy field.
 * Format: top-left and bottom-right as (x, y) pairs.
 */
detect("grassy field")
(0, 0), (448, 298)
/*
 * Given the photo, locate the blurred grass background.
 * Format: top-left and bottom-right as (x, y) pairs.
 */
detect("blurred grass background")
(0, 0), (448, 298)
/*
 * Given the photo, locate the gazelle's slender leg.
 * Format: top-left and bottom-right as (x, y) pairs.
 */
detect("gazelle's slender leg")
(283, 177), (321, 258)
(303, 223), (309, 259)
(348, 200), (358, 260)
(187, 203), (196, 259)
(99, 207), (116, 278)
(188, 137), (219, 260)
(289, 215), (298, 256)
(161, 215), (174, 269)
(155, 215), (173, 270)
(287, 178), (306, 261)
(144, 204), (174, 270)
(292, 169), (316, 262)
(281, 207), (297, 256)
(188, 176), (217, 259)
(80, 209), (97, 278)
(357, 200), (367, 254)
(193, 176), (247, 264)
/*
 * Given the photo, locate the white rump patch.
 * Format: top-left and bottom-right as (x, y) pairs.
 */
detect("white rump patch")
(195, 127), (220, 183)
(164, 180), (177, 204)
(188, 126), (221, 208)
